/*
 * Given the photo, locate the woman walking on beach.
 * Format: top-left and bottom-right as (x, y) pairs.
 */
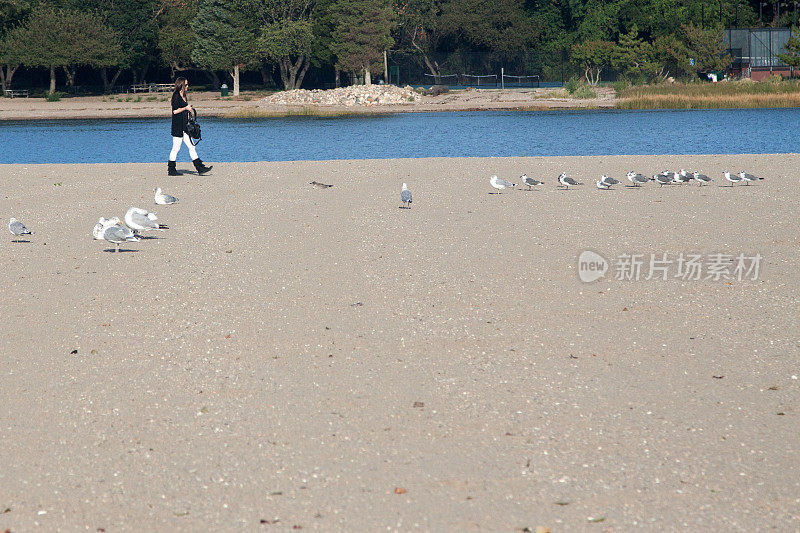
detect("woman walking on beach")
(168, 77), (212, 176)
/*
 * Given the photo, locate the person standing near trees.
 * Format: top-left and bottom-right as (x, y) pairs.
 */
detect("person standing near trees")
(168, 77), (212, 176)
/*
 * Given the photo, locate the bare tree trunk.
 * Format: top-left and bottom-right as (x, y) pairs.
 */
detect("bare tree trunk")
(279, 56), (308, 90)
(63, 65), (76, 87)
(229, 64), (241, 96)
(0, 64), (20, 91)
(101, 68), (122, 93)
(364, 67), (371, 85)
(260, 66), (270, 88)
(335, 69), (340, 88)
(49, 66), (56, 94)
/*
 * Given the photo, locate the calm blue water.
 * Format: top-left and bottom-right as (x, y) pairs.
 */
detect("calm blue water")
(0, 108), (797, 164)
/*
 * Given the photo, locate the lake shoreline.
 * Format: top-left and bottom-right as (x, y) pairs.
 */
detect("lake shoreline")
(0, 87), (616, 121)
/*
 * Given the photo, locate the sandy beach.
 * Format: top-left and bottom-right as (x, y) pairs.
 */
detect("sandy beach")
(1, 154), (799, 531)
(0, 87), (616, 121)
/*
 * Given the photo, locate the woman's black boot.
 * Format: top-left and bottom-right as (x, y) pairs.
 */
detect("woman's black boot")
(168, 161), (180, 176)
(193, 158), (213, 175)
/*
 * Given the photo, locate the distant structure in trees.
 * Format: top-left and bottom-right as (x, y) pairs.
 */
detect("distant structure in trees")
(725, 27), (795, 80)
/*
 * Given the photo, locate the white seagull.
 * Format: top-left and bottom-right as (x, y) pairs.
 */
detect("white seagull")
(92, 217), (111, 239)
(400, 183), (413, 208)
(599, 175), (619, 189)
(627, 171), (649, 187)
(557, 172), (582, 189)
(738, 171), (763, 185)
(489, 175), (515, 193)
(723, 171), (743, 186)
(100, 217), (139, 252)
(8, 218), (32, 241)
(125, 207), (169, 236)
(520, 174), (543, 189)
(675, 169), (693, 184)
(692, 171), (712, 186)
(652, 173), (673, 187)
(154, 187), (179, 205)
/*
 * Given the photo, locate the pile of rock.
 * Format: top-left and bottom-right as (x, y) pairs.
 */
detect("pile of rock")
(266, 84), (418, 106)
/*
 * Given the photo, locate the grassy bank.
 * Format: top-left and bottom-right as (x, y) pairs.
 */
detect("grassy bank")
(617, 80), (800, 109)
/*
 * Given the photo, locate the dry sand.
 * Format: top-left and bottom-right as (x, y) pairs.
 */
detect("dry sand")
(0, 87), (615, 121)
(0, 155), (799, 531)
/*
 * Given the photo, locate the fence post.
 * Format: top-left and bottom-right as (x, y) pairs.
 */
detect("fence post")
(501, 67), (504, 89)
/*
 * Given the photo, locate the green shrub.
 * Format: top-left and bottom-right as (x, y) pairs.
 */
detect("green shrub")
(611, 80), (629, 93)
(564, 77), (579, 94)
(572, 85), (597, 99)
(45, 91), (63, 102)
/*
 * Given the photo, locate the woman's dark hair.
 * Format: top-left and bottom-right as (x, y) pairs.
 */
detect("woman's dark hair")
(173, 77), (187, 95)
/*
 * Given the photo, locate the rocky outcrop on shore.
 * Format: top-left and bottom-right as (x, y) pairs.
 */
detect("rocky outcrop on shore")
(266, 84), (418, 106)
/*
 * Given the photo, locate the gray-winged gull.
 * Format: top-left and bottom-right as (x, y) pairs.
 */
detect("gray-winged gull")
(101, 217), (139, 252)
(154, 187), (179, 205)
(738, 171), (763, 185)
(723, 171), (743, 186)
(400, 183), (413, 208)
(8, 218), (32, 241)
(692, 171), (712, 186)
(600, 175), (619, 188)
(489, 175), (515, 192)
(627, 171), (649, 186)
(520, 174), (543, 189)
(652, 173), (672, 186)
(125, 207), (169, 235)
(557, 172), (582, 189)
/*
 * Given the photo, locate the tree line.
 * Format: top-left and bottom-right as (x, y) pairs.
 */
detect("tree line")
(0, 0), (792, 95)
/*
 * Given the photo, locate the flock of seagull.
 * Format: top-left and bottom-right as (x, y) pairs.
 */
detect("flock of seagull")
(484, 169), (765, 193)
(6, 169), (767, 243)
(7, 186), (179, 251)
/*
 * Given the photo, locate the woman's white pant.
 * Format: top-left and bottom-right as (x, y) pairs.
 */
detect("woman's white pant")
(169, 134), (199, 161)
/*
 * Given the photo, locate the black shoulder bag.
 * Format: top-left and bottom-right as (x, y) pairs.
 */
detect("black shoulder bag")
(185, 108), (202, 145)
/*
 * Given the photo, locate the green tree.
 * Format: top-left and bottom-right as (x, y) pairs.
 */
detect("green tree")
(10, 6), (122, 94)
(191, 0), (256, 95)
(777, 29), (800, 69)
(393, 0), (442, 76)
(571, 39), (615, 85)
(0, 0), (31, 91)
(158, 0), (200, 76)
(243, 0), (315, 90)
(99, 0), (159, 90)
(680, 23), (731, 78)
(439, 0), (534, 64)
(330, 0), (394, 85)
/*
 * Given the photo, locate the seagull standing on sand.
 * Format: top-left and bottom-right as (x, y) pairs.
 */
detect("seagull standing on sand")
(400, 183), (413, 208)
(723, 171), (743, 186)
(627, 171), (649, 187)
(154, 187), (179, 205)
(675, 169), (692, 185)
(520, 174), (543, 189)
(125, 207), (169, 235)
(489, 175), (515, 193)
(692, 171), (712, 186)
(8, 218), (32, 241)
(652, 173), (673, 187)
(739, 171), (763, 185)
(599, 175), (619, 189)
(557, 172), (582, 189)
(100, 217), (139, 252)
